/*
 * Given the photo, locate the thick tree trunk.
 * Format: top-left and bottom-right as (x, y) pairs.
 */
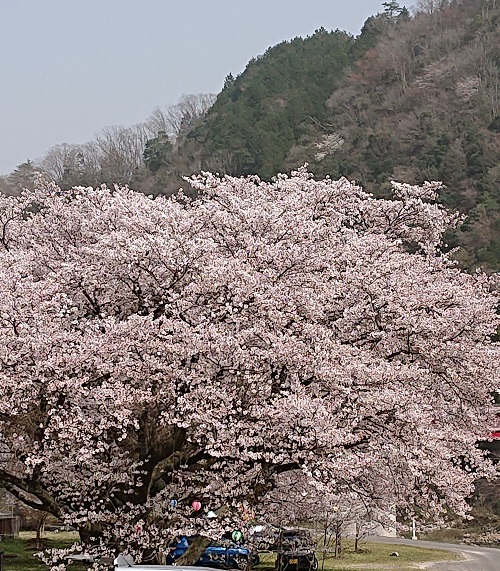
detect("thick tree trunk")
(176, 536), (212, 565)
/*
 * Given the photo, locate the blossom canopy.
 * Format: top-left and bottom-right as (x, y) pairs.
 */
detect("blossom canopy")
(0, 169), (498, 567)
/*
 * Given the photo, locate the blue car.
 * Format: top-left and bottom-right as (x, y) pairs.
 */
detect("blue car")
(166, 536), (259, 569)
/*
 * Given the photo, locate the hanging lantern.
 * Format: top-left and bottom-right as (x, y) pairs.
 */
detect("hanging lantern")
(169, 499), (178, 508)
(191, 500), (202, 511)
(232, 530), (243, 543)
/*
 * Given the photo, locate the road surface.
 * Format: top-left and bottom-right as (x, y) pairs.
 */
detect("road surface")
(368, 536), (499, 571)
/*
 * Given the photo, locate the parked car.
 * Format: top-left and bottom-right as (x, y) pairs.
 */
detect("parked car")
(274, 529), (318, 571)
(166, 535), (259, 570)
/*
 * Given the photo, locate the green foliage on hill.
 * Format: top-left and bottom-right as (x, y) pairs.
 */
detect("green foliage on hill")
(178, 29), (356, 179)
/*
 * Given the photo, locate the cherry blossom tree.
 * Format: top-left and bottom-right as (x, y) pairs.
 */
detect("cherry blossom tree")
(0, 169), (498, 569)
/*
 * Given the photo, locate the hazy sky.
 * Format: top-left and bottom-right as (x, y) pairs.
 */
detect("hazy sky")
(1, 0), (387, 175)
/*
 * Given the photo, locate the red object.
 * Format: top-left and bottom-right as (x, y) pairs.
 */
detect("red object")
(490, 431), (500, 439)
(191, 500), (202, 511)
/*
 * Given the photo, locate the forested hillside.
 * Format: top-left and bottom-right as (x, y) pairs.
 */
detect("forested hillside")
(176, 0), (500, 271)
(314, 0), (500, 271)
(180, 29), (355, 179)
(2, 0), (500, 271)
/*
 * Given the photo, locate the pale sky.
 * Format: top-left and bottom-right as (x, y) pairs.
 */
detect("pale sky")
(0, 0), (388, 175)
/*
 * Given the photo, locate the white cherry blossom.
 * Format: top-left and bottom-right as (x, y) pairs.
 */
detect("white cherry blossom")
(0, 169), (497, 568)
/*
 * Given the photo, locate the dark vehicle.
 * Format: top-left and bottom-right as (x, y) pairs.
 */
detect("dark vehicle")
(166, 536), (258, 570)
(275, 529), (318, 571)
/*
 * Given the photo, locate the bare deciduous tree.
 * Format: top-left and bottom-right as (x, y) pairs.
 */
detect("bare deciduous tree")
(163, 93), (216, 138)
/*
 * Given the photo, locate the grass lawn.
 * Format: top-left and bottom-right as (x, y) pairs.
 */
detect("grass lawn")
(0, 534), (461, 571)
(1, 531), (86, 570)
(255, 539), (462, 571)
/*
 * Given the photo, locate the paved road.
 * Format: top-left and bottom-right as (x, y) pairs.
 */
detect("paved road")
(368, 536), (499, 571)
